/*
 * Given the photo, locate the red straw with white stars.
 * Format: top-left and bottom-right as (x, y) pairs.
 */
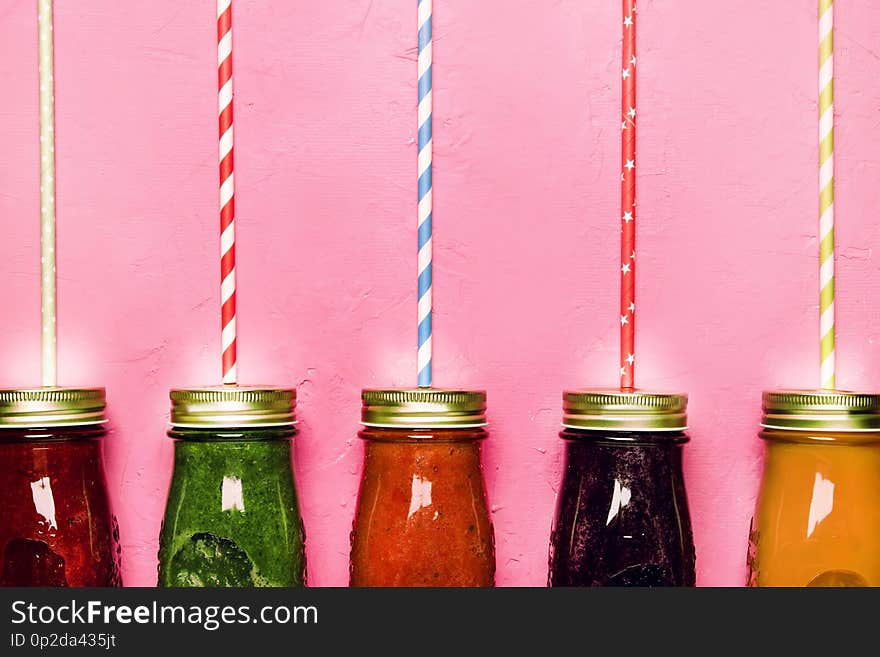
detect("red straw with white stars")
(620, 0), (637, 390)
(218, 0), (237, 385)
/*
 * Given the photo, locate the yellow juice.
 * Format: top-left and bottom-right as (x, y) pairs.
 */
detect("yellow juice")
(749, 400), (880, 587)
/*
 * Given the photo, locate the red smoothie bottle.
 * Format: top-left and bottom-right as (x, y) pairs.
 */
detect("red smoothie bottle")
(0, 388), (121, 587)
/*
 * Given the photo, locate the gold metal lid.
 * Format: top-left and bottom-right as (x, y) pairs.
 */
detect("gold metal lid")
(170, 386), (297, 428)
(761, 390), (880, 432)
(0, 388), (107, 427)
(361, 389), (487, 428)
(562, 389), (688, 432)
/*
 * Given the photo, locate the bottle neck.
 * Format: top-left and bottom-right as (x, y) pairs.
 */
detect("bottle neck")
(167, 426), (297, 442)
(560, 434), (687, 487)
(560, 427), (688, 445)
(358, 426), (488, 443)
(0, 424), (107, 443)
(760, 427), (880, 446)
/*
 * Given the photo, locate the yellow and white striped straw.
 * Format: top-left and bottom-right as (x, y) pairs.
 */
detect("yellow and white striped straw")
(818, 0), (835, 390)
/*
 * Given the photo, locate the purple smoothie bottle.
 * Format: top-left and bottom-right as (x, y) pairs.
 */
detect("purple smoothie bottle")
(548, 390), (696, 587)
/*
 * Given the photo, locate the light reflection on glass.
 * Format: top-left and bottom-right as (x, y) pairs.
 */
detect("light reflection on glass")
(806, 472), (834, 538)
(606, 479), (632, 526)
(221, 475), (245, 512)
(30, 476), (58, 530)
(407, 475), (433, 519)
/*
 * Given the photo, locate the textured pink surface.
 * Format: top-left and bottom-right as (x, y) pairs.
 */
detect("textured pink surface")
(2, 1), (880, 587)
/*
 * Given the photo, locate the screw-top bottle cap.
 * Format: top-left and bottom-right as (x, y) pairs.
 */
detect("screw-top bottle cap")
(169, 386), (296, 428)
(0, 388), (107, 427)
(562, 389), (688, 432)
(761, 389), (880, 432)
(361, 389), (487, 428)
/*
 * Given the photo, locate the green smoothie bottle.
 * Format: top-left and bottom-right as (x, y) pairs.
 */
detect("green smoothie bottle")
(157, 387), (306, 587)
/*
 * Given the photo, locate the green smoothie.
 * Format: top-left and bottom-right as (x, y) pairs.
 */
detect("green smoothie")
(157, 388), (306, 588)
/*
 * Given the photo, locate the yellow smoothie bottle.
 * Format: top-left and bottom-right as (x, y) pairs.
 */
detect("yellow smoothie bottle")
(748, 390), (880, 587)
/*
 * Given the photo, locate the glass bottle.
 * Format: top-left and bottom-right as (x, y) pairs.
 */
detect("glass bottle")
(549, 390), (696, 587)
(350, 389), (495, 587)
(157, 387), (306, 587)
(748, 390), (880, 587)
(0, 388), (121, 587)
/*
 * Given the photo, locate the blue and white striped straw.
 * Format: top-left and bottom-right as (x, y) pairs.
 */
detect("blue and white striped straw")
(417, 0), (433, 388)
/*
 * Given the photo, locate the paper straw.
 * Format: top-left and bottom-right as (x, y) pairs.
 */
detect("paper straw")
(38, 0), (57, 388)
(620, 0), (637, 390)
(218, 0), (237, 385)
(417, 0), (433, 388)
(818, 0), (836, 390)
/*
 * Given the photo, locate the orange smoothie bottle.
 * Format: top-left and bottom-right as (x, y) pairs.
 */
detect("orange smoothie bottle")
(349, 389), (495, 587)
(748, 390), (880, 586)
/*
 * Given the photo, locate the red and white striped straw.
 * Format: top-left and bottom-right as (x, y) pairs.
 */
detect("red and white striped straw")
(619, 0), (637, 390)
(218, 0), (237, 385)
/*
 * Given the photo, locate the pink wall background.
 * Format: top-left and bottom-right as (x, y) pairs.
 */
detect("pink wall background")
(2, 1), (880, 587)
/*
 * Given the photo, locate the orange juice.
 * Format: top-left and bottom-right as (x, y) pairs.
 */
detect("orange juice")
(748, 391), (880, 587)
